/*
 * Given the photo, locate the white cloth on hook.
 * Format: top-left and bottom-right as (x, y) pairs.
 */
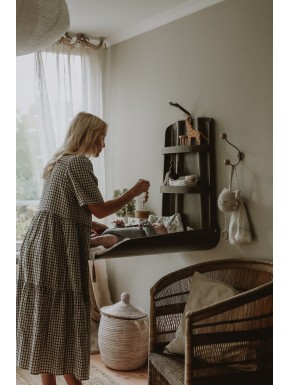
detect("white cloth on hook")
(218, 166), (252, 245)
(229, 192), (252, 245)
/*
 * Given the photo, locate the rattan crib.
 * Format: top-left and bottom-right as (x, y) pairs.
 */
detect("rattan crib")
(149, 258), (273, 385)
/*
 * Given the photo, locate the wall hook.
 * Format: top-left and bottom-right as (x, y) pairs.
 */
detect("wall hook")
(220, 132), (245, 166)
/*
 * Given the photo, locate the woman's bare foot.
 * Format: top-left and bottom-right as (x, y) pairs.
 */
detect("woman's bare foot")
(64, 374), (82, 384)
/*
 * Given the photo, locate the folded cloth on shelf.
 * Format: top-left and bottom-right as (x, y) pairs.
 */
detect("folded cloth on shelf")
(148, 213), (184, 233)
(103, 221), (157, 241)
(168, 177), (198, 186)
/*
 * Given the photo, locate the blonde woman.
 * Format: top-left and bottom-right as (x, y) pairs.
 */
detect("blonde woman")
(16, 112), (150, 385)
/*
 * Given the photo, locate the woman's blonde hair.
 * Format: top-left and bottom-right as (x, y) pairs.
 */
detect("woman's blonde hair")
(43, 112), (108, 179)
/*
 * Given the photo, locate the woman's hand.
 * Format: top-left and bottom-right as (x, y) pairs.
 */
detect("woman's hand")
(88, 179), (150, 219)
(131, 179), (150, 196)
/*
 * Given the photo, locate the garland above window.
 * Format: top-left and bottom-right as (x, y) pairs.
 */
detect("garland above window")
(56, 32), (106, 50)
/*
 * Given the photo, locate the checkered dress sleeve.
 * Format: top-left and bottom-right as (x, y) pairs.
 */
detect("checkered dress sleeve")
(67, 155), (104, 206)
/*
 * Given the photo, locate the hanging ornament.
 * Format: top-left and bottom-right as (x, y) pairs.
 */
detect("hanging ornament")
(228, 190), (252, 245)
(217, 188), (238, 212)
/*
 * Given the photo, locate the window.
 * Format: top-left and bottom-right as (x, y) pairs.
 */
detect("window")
(16, 54), (43, 241)
(16, 47), (105, 242)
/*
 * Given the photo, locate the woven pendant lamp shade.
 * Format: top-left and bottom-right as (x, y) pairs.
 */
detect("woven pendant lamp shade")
(16, 0), (70, 56)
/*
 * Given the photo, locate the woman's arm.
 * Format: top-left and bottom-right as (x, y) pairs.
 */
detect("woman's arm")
(88, 179), (150, 219)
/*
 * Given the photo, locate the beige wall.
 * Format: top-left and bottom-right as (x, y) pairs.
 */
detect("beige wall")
(102, 0), (273, 313)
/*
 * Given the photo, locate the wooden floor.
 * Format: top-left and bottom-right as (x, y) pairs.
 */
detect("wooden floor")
(90, 353), (148, 385)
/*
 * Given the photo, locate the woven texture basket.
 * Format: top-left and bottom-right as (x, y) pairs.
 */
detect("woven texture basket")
(99, 292), (148, 371)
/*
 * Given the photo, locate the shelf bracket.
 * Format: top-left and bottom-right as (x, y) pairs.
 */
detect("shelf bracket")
(220, 133), (244, 166)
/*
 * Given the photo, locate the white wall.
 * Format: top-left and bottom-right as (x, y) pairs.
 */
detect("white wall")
(102, 0), (272, 313)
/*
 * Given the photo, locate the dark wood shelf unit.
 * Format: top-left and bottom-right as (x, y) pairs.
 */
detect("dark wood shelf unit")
(97, 228), (220, 259)
(92, 117), (220, 259)
(162, 144), (209, 155)
(161, 118), (219, 237)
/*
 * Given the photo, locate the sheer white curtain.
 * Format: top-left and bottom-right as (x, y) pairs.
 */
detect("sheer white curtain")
(34, 43), (106, 196)
(34, 45), (112, 352)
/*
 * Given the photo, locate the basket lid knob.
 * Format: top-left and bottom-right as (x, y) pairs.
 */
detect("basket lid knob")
(121, 292), (130, 304)
(100, 291), (147, 319)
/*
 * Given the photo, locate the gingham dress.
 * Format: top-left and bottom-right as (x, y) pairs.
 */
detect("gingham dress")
(16, 155), (104, 380)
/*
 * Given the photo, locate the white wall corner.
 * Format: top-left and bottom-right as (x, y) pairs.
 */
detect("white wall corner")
(106, 0), (225, 46)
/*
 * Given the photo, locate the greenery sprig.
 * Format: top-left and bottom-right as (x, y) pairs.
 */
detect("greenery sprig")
(113, 189), (136, 217)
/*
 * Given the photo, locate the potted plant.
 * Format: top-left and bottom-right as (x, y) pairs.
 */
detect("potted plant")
(113, 189), (136, 220)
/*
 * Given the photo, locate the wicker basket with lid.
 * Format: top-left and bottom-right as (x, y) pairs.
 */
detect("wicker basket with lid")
(98, 292), (149, 370)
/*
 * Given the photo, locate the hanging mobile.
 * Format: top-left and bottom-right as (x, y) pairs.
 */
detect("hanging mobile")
(142, 191), (149, 206)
